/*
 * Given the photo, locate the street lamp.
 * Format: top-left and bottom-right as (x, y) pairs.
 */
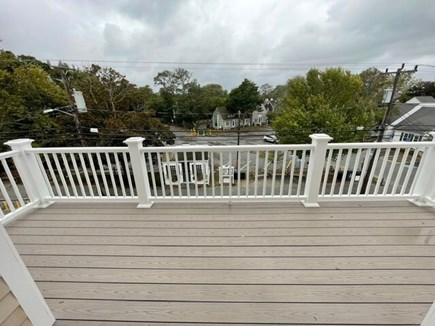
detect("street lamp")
(43, 107), (85, 146)
(43, 108), (75, 116)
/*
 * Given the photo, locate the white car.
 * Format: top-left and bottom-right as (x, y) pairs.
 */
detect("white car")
(263, 134), (278, 143)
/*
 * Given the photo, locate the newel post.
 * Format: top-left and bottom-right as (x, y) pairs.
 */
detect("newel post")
(124, 137), (154, 208)
(411, 132), (435, 206)
(5, 139), (52, 207)
(302, 133), (333, 207)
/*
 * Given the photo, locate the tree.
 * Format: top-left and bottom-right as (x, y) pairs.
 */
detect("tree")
(359, 67), (389, 104)
(259, 83), (274, 99)
(400, 81), (435, 102)
(75, 64), (135, 112)
(227, 79), (262, 113)
(153, 68), (197, 124)
(70, 66), (174, 146)
(154, 68), (193, 95)
(0, 51), (68, 149)
(272, 67), (376, 144)
(0, 49), (174, 148)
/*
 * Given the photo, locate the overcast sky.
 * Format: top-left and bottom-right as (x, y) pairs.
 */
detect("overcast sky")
(1, 0), (434, 90)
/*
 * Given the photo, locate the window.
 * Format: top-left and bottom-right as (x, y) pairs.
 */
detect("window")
(400, 133), (414, 142)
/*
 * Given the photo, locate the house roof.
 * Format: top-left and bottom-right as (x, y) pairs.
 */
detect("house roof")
(214, 107), (244, 120)
(393, 106), (435, 131)
(214, 107), (229, 119)
(386, 103), (415, 124)
(406, 96), (435, 104)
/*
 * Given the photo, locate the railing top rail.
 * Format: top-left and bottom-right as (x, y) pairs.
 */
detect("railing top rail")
(0, 150), (20, 160)
(26, 147), (129, 154)
(140, 144), (314, 153)
(1, 141), (431, 155)
(328, 141), (435, 149)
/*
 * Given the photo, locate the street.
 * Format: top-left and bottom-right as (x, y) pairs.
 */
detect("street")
(171, 126), (274, 146)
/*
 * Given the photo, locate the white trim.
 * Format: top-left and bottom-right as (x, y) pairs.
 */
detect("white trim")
(421, 300), (435, 326)
(0, 224), (55, 325)
(2, 202), (39, 225)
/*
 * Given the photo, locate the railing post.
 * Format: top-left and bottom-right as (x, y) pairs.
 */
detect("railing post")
(302, 133), (332, 207)
(411, 132), (435, 206)
(124, 137), (154, 208)
(0, 223), (55, 325)
(4, 139), (52, 207)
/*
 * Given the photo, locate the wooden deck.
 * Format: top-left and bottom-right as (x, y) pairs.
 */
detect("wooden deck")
(5, 201), (435, 325)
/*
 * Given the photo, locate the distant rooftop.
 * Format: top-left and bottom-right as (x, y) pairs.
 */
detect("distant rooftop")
(406, 96), (435, 104)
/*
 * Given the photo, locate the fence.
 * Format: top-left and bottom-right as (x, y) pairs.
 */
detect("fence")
(1, 133), (435, 222)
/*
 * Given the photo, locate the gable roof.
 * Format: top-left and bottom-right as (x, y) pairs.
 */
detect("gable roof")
(388, 99), (435, 132)
(386, 103), (415, 124)
(393, 106), (435, 131)
(214, 107), (237, 120)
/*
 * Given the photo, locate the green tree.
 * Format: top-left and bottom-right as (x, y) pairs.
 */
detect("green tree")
(70, 65), (173, 146)
(0, 50), (68, 149)
(153, 68), (196, 124)
(154, 68), (193, 95)
(273, 67), (376, 144)
(200, 84), (228, 111)
(227, 78), (262, 113)
(400, 81), (435, 102)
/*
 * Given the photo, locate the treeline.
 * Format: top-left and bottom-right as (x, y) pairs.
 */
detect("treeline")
(0, 50), (175, 149)
(1, 48), (434, 149)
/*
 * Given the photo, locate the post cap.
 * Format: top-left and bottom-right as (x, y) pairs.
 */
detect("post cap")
(4, 139), (35, 148)
(123, 137), (145, 145)
(309, 133), (333, 141)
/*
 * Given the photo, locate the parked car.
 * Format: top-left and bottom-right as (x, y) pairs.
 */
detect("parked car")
(263, 134), (278, 143)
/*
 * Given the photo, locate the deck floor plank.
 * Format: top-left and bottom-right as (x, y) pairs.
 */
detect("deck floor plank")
(20, 255), (435, 270)
(46, 299), (430, 324)
(6, 201), (435, 325)
(13, 244), (435, 257)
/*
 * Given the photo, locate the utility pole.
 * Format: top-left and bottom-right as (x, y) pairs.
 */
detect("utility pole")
(362, 63), (418, 192)
(236, 110), (241, 169)
(58, 66), (86, 147)
(376, 63), (418, 142)
(237, 110), (241, 146)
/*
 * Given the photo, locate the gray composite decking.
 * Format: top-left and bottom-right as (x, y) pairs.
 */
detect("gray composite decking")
(5, 201), (435, 325)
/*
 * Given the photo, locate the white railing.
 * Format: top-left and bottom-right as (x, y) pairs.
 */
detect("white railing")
(141, 144), (312, 201)
(319, 142), (430, 199)
(1, 133), (435, 222)
(0, 150), (37, 224)
(30, 147), (136, 200)
(0, 223), (55, 325)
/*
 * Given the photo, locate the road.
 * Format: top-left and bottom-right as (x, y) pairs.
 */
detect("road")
(171, 126), (274, 146)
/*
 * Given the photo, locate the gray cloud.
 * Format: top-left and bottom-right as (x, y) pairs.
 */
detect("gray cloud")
(0, 0), (434, 89)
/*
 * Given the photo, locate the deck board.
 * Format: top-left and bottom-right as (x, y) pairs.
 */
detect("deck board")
(6, 201), (435, 325)
(46, 299), (430, 324)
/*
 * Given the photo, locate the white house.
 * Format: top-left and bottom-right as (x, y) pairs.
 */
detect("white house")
(211, 107), (238, 130)
(251, 98), (275, 126)
(211, 99), (275, 129)
(386, 96), (435, 142)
